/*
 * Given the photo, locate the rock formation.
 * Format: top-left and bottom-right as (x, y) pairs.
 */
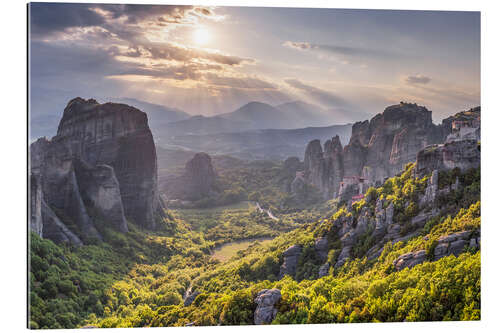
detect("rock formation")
(344, 103), (445, 181)
(419, 170), (439, 206)
(30, 97), (164, 244)
(303, 135), (344, 198)
(254, 289), (281, 325)
(415, 140), (480, 177)
(279, 245), (302, 279)
(318, 262), (330, 278)
(184, 290), (201, 306)
(303, 103), (451, 199)
(314, 237), (328, 262)
(393, 230), (479, 271)
(163, 152), (218, 201)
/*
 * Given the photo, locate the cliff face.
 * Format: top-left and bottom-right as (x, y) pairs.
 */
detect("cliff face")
(346, 103), (445, 183)
(303, 103), (448, 198)
(30, 98), (162, 244)
(303, 136), (344, 198)
(415, 140), (481, 177)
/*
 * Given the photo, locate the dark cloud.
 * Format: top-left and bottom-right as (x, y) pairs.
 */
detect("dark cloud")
(29, 3), (213, 38)
(101, 4), (194, 24)
(29, 3), (106, 37)
(284, 79), (347, 108)
(405, 74), (431, 84)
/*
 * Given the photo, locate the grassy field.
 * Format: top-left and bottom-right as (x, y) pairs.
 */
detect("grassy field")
(210, 237), (274, 262)
(171, 201), (298, 246)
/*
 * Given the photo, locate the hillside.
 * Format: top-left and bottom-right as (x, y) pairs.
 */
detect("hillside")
(28, 99), (481, 329)
(29, 161), (480, 328)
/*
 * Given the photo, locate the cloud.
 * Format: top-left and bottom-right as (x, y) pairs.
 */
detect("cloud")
(29, 3), (214, 37)
(29, 2), (256, 96)
(204, 73), (277, 90)
(29, 3), (106, 37)
(405, 74), (431, 85)
(284, 79), (347, 108)
(283, 40), (396, 62)
(118, 42), (253, 66)
(282, 41), (313, 50)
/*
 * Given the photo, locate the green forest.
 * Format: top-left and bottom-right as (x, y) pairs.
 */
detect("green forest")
(29, 163), (480, 328)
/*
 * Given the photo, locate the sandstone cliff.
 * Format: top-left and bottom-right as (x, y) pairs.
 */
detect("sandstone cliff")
(30, 98), (163, 244)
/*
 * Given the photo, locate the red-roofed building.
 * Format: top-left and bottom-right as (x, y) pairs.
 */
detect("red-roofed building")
(351, 194), (365, 203)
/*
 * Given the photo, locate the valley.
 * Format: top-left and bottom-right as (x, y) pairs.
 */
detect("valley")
(28, 98), (481, 328)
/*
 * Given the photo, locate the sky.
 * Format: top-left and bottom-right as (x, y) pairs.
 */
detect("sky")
(29, 3), (480, 122)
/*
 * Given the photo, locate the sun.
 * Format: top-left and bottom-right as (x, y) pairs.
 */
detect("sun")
(193, 27), (211, 45)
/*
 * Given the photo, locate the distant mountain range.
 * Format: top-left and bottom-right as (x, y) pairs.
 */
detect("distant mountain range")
(30, 97), (353, 159)
(161, 124), (352, 160)
(161, 101), (343, 138)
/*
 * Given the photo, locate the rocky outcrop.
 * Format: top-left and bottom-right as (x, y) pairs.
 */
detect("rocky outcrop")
(318, 262), (330, 278)
(30, 174), (43, 237)
(41, 199), (83, 246)
(416, 140), (480, 177)
(254, 289), (281, 325)
(74, 160), (128, 233)
(163, 152), (218, 202)
(314, 237), (328, 262)
(393, 250), (427, 271)
(344, 103), (445, 184)
(185, 153), (216, 199)
(434, 230), (479, 260)
(279, 245), (302, 279)
(303, 103), (448, 199)
(283, 156), (302, 175)
(303, 136), (344, 198)
(411, 208), (440, 228)
(184, 290), (200, 306)
(419, 170), (439, 206)
(30, 98), (163, 244)
(393, 230), (479, 271)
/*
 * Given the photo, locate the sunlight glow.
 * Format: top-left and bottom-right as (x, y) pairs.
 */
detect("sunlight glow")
(193, 27), (211, 45)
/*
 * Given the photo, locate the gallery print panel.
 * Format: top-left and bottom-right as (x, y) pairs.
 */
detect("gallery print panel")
(28, 2), (480, 329)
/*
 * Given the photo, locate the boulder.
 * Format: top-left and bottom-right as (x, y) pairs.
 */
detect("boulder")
(393, 250), (426, 271)
(433, 243), (449, 260)
(448, 239), (467, 256)
(254, 289), (281, 325)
